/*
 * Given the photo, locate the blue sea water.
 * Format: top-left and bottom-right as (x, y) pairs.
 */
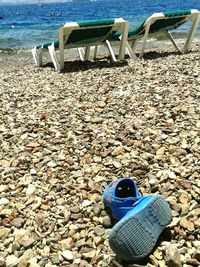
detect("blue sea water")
(0, 0), (200, 50)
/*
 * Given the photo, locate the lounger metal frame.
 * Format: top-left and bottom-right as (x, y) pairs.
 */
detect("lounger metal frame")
(32, 18), (128, 71)
(125, 9), (200, 58)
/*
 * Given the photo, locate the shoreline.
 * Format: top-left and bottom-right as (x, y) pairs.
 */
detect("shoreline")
(0, 38), (200, 68)
(0, 30), (199, 55)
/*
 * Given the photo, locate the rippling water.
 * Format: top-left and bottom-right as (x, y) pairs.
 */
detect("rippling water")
(0, 0), (200, 50)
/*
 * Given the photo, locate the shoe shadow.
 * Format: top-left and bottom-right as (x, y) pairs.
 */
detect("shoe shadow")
(110, 256), (149, 267)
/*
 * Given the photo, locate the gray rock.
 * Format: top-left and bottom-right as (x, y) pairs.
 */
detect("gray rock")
(165, 244), (182, 267)
(22, 249), (35, 261)
(94, 226), (105, 236)
(6, 255), (19, 267)
(50, 255), (60, 264)
(192, 250), (200, 261)
(102, 216), (112, 228)
(11, 242), (21, 252)
(0, 256), (5, 267)
(93, 203), (101, 216)
(0, 227), (10, 241)
(76, 238), (86, 248)
(11, 218), (24, 228)
(61, 250), (74, 262)
(0, 198), (9, 205)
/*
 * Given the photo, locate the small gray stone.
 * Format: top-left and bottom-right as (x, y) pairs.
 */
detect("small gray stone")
(165, 244), (182, 267)
(38, 258), (48, 266)
(0, 185), (7, 193)
(193, 250), (200, 261)
(102, 216), (112, 228)
(0, 227), (10, 241)
(0, 256), (5, 267)
(0, 198), (9, 205)
(61, 250), (74, 262)
(149, 177), (158, 185)
(193, 241), (200, 249)
(94, 226), (105, 236)
(6, 255), (19, 267)
(11, 218), (24, 228)
(11, 242), (21, 252)
(50, 256), (60, 264)
(82, 249), (96, 259)
(18, 236), (35, 248)
(76, 238), (86, 248)
(22, 249), (35, 261)
(93, 203), (101, 216)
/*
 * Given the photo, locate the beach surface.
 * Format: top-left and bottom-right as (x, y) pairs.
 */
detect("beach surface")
(0, 41), (200, 267)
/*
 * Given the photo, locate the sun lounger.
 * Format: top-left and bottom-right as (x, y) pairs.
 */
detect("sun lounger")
(109, 9), (200, 58)
(32, 18), (128, 71)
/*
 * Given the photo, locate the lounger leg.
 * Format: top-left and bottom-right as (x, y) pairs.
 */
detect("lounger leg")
(131, 40), (137, 49)
(48, 44), (60, 72)
(166, 31), (181, 52)
(58, 30), (65, 71)
(94, 46), (98, 60)
(84, 46), (90, 61)
(126, 41), (137, 59)
(139, 23), (151, 58)
(183, 15), (200, 52)
(139, 41), (146, 58)
(105, 40), (117, 62)
(59, 50), (64, 72)
(77, 48), (85, 61)
(118, 21), (129, 60)
(32, 47), (42, 67)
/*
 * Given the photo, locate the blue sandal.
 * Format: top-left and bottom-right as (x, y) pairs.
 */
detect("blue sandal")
(103, 178), (141, 221)
(109, 195), (172, 261)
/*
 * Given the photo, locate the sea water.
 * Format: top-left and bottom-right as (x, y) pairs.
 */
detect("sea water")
(0, 0), (200, 50)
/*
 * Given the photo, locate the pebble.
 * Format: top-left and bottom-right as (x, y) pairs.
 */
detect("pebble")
(11, 242), (21, 252)
(11, 218), (24, 228)
(17, 258), (28, 267)
(0, 198), (9, 205)
(193, 250), (200, 261)
(0, 257), (6, 267)
(22, 249), (35, 261)
(81, 200), (92, 207)
(94, 226), (105, 236)
(93, 204), (101, 216)
(179, 217), (195, 231)
(61, 250), (74, 261)
(0, 227), (10, 240)
(76, 238), (86, 248)
(6, 255), (19, 267)
(154, 249), (163, 260)
(0, 185), (7, 193)
(26, 184), (36, 196)
(165, 244), (182, 267)
(102, 216), (112, 228)
(82, 250), (96, 259)
(18, 237), (35, 248)
(0, 43), (200, 267)
(30, 168), (37, 175)
(193, 241), (200, 249)
(50, 256), (60, 264)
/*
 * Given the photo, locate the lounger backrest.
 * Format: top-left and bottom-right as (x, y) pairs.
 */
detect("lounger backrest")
(128, 9), (200, 38)
(59, 18), (127, 48)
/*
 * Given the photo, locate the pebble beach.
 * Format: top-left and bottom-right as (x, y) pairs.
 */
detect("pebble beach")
(0, 41), (200, 267)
